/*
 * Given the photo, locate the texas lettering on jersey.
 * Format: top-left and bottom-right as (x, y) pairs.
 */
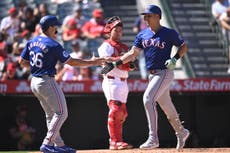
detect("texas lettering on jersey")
(142, 37), (166, 49)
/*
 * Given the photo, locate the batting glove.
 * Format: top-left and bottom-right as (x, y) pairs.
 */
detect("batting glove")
(165, 57), (177, 70)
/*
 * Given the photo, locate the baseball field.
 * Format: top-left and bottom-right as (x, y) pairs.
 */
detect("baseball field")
(1, 148), (229, 153)
(77, 148), (230, 153)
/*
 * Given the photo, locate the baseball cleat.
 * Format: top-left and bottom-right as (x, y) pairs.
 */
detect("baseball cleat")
(40, 144), (58, 153)
(176, 128), (190, 149)
(54, 145), (76, 153)
(139, 140), (159, 150)
(109, 142), (133, 150)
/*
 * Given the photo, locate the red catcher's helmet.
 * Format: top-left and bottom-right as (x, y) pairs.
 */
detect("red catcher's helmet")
(103, 16), (123, 33)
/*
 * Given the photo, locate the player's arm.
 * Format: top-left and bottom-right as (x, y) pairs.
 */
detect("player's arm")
(119, 46), (141, 64)
(66, 56), (106, 67)
(18, 57), (30, 69)
(176, 43), (188, 58)
(101, 46), (141, 74)
(165, 43), (188, 70)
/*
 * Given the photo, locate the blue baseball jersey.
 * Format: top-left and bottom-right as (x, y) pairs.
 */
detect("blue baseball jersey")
(133, 26), (184, 70)
(20, 36), (70, 77)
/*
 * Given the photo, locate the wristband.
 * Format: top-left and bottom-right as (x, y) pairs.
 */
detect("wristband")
(173, 52), (180, 60)
(115, 59), (123, 66)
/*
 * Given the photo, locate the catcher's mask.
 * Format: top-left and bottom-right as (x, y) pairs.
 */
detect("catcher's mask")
(103, 16), (123, 33)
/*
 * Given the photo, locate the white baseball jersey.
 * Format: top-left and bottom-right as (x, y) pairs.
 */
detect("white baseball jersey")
(98, 40), (129, 103)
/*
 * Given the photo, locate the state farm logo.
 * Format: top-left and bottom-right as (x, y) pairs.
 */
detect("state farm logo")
(0, 83), (7, 93)
(170, 80), (182, 91)
(128, 80), (148, 92)
(59, 81), (85, 92)
(16, 81), (31, 92)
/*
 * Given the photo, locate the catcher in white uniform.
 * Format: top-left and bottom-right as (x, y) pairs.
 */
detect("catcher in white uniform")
(98, 16), (135, 150)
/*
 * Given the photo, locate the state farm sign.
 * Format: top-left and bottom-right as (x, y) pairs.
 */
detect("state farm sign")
(0, 78), (229, 94)
(170, 79), (230, 92)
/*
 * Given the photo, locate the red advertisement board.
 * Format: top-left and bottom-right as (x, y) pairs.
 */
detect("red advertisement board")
(0, 78), (230, 94)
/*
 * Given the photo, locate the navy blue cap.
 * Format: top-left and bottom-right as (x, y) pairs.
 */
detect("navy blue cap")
(40, 15), (61, 31)
(141, 5), (162, 18)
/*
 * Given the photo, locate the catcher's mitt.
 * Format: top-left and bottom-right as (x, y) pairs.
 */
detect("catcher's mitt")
(128, 61), (136, 70)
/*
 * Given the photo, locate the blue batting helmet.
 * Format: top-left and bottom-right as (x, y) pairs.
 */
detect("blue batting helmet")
(39, 15), (61, 31)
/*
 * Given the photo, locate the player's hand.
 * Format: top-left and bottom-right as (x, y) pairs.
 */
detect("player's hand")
(91, 53), (107, 66)
(101, 62), (116, 74)
(165, 57), (177, 70)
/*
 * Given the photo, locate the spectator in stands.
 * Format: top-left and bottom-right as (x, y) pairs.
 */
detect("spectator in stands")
(0, 31), (8, 60)
(61, 5), (87, 50)
(219, 7), (230, 73)
(77, 67), (92, 80)
(82, 0), (101, 10)
(19, 7), (39, 33)
(34, 3), (50, 21)
(1, 62), (18, 80)
(132, 16), (148, 79)
(212, 0), (229, 20)
(33, 4), (51, 38)
(51, 0), (72, 4)
(81, 0), (102, 19)
(0, 31), (8, 79)
(62, 18), (82, 51)
(82, 8), (106, 55)
(133, 16), (147, 34)
(17, 1), (28, 20)
(62, 5), (86, 31)
(33, 24), (42, 37)
(0, 7), (20, 50)
(55, 40), (85, 81)
(9, 105), (36, 150)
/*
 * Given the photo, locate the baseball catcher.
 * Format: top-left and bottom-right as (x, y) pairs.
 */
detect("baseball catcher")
(98, 16), (134, 150)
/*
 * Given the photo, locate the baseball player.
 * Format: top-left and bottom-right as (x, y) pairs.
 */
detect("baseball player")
(101, 5), (190, 150)
(98, 16), (134, 150)
(19, 15), (105, 153)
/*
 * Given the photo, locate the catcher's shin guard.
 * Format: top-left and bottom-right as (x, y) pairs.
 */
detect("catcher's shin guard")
(107, 100), (127, 142)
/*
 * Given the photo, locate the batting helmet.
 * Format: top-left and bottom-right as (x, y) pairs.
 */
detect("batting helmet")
(39, 15), (61, 32)
(141, 5), (162, 18)
(103, 16), (123, 33)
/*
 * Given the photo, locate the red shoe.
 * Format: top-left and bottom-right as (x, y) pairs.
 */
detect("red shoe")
(109, 141), (133, 150)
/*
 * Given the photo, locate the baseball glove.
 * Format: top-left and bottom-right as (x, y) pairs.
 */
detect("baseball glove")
(128, 61), (136, 70)
(101, 62), (115, 74)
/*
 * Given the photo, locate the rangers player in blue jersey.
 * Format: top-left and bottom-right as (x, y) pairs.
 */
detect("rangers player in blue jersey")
(101, 5), (190, 149)
(19, 15), (105, 153)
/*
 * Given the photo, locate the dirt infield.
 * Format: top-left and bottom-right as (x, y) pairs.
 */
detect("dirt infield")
(77, 148), (230, 153)
(31, 148), (230, 153)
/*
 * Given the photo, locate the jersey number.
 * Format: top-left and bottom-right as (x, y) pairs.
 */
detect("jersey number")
(30, 51), (43, 68)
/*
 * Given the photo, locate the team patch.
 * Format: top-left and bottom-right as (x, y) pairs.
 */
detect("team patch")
(63, 50), (70, 57)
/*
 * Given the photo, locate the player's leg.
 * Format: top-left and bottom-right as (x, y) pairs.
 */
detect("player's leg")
(158, 85), (189, 149)
(108, 100), (132, 150)
(140, 73), (167, 149)
(44, 78), (68, 145)
(103, 79), (132, 150)
(42, 78), (76, 152)
(31, 77), (57, 152)
(108, 100), (125, 143)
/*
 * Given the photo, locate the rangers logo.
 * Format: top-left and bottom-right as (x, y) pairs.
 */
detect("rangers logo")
(63, 50), (69, 57)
